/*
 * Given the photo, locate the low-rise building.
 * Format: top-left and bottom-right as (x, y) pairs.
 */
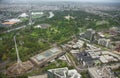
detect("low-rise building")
(77, 52), (99, 67)
(48, 67), (81, 78)
(31, 12), (44, 15)
(88, 67), (115, 78)
(19, 13), (28, 18)
(30, 47), (65, 67)
(99, 51), (119, 63)
(28, 74), (47, 78)
(2, 18), (21, 26)
(34, 24), (51, 29)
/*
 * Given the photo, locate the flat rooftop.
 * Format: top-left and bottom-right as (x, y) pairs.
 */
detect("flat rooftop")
(30, 47), (64, 66)
(48, 67), (81, 78)
(88, 67), (115, 78)
(28, 74), (47, 78)
(88, 67), (103, 78)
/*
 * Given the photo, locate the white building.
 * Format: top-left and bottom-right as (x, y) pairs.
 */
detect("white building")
(28, 74), (47, 78)
(31, 12), (44, 15)
(99, 51), (119, 63)
(88, 67), (115, 78)
(98, 38), (110, 47)
(48, 67), (81, 78)
(48, 12), (54, 18)
(19, 13), (28, 18)
(5, 18), (21, 22)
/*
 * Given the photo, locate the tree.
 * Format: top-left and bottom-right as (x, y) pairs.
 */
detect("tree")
(82, 42), (87, 49)
(0, 73), (7, 78)
(2, 54), (7, 61)
(81, 42), (87, 52)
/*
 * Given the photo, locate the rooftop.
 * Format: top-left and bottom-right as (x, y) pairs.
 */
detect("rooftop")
(30, 47), (64, 66)
(48, 67), (81, 78)
(88, 67), (104, 78)
(2, 21), (17, 25)
(31, 12), (44, 15)
(2, 18), (21, 25)
(28, 74), (47, 78)
(5, 18), (21, 22)
(88, 67), (115, 78)
(34, 24), (51, 29)
(19, 13), (28, 18)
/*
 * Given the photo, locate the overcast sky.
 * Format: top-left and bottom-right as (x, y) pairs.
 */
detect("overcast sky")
(45, 0), (119, 2)
(0, 0), (120, 3)
(33, 0), (120, 2)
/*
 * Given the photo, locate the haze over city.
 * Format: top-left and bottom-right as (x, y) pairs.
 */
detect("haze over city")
(0, 0), (120, 78)
(0, 0), (120, 3)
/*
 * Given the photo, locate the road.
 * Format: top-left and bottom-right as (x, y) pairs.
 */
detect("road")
(65, 52), (86, 72)
(4, 25), (26, 33)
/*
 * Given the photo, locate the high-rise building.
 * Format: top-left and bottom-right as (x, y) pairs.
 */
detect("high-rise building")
(98, 38), (110, 47)
(84, 29), (96, 42)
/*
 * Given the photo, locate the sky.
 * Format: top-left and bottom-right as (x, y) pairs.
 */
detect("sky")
(0, 0), (120, 3)
(27, 0), (120, 2)
(44, 0), (119, 2)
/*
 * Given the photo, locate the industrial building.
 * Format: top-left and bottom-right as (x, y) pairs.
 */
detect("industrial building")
(30, 47), (65, 67)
